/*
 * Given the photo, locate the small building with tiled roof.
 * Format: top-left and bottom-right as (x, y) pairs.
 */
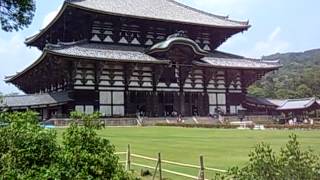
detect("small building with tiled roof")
(4, 0), (281, 119)
(243, 96), (320, 116)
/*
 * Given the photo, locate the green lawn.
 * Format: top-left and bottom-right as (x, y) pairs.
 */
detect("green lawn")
(56, 127), (320, 179)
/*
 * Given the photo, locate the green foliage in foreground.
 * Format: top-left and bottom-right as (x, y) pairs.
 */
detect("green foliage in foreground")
(0, 111), (133, 179)
(219, 135), (320, 180)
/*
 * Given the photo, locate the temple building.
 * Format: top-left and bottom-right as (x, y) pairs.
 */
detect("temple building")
(2, 0), (281, 119)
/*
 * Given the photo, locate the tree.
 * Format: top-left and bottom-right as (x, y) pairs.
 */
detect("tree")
(248, 85), (266, 98)
(59, 112), (132, 179)
(297, 84), (313, 98)
(221, 135), (320, 180)
(0, 111), (59, 179)
(0, 111), (133, 179)
(0, 0), (36, 32)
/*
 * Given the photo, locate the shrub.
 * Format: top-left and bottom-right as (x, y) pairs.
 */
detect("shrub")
(0, 111), (134, 179)
(0, 111), (59, 179)
(58, 111), (132, 179)
(220, 134), (320, 180)
(264, 124), (320, 130)
(155, 123), (243, 129)
(156, 123), (320, 130)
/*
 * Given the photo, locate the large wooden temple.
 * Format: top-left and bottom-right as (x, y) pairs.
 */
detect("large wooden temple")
(3, 0), (281, 119)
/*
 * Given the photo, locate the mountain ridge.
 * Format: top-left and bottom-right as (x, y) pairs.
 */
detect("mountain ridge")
(249, 48), (320, 99)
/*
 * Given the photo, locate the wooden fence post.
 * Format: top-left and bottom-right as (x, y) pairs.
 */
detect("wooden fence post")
(126, 144), (131, 171)
(158, 153), (162, 180)
(198, 155), (205, 180)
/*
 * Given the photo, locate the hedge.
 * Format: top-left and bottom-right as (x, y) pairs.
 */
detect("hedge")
(155, 123), (320, 130)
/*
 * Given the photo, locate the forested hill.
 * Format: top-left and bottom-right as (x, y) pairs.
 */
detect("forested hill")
(248, 49), (320, 99)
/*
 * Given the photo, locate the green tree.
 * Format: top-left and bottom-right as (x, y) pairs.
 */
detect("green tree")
(0, 0), (36, 32)
(275, 89), (298, 99)
(247, 49), (320, 99)
(59, 112), (132, 179)
(297, 84), (313, 98)
(0, 111), (59, 179)
(222, 135), (320, 180)
(0, 111), (133, 179)
(248, 85), (266, 97)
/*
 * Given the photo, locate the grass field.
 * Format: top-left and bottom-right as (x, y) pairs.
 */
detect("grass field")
(56, 127), (320, 179)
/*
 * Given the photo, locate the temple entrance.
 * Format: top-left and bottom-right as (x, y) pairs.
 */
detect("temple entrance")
(184, 92), (202, 116)
(158, 92), (177, 116)
(164, 105), (174, 116)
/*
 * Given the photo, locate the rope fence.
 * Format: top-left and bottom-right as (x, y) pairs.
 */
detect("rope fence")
(116, 144), (227, 180)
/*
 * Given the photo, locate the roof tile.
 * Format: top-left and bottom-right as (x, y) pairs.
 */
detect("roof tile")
(68, 0), (249, 28)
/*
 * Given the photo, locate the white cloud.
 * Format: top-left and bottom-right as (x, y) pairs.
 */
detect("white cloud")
(0, 6), (62, 94)
(0, 34), (23, 54)
(41, 7), (60, 28)
(268, 27), (281, 42)
(251, 27), (290, 57)
(0, 34), (40, 94)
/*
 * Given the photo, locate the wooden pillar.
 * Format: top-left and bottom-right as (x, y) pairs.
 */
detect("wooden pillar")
(158, 153), (162, 180)
(198, 93), (206, 116)
(152, 65), (164, 117)
(145, 92), (153, 117)
(198, 155), (205, 180)
(179, 92), (185, 116)
(225, 70), (231, 115)
(152, 92), (159, 117)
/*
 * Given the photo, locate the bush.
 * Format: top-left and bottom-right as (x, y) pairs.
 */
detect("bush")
(0, 111), (59, 179)
(0, 111), (133, 179)
(264, 124), (320, 130)
(156, 123), (320, 130)
(59, 111), (131, 179)
(156, 123), (243, 129)
(220, 134), (320, 180)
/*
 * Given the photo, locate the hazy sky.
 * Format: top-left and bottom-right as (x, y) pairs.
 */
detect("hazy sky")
(0, 0), (320, 94)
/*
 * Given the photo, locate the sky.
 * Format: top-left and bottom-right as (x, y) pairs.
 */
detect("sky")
(0, 0), (320, 94)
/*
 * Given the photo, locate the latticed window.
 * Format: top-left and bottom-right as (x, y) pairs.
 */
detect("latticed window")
(99, 91), (124, 116)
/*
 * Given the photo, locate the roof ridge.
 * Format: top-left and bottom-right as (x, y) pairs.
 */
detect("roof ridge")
(211, 51), (281, 65)
(286, 97), (315, 101)
(45, 39), (88, 50)
(213, 50), (244, 58)
(3, 91), (68, 98)
(167, 0), (249, 25)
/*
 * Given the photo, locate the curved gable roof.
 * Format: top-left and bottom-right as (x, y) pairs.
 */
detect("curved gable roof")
(148, 37), (208, 57)
(68, 0), (249, 28)
(6, 41), (170, 83)
(26, 0), (250, 46)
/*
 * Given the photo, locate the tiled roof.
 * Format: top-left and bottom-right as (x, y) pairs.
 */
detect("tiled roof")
(6, 41), (280, 83)
(67, 0), (249, 28)
(48, 42), (280, 70)
(244, 96), (320, 111)
(268, 99), (287, 107)
(148, 36), (208, 57)
(196, 52), (282, 70)
(277, 98), (320, 111)
(245, 96), (279, 108)
(47, 42), (170, 64)
(5, 42), (170, 82)
(0, 92), (73, 109)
